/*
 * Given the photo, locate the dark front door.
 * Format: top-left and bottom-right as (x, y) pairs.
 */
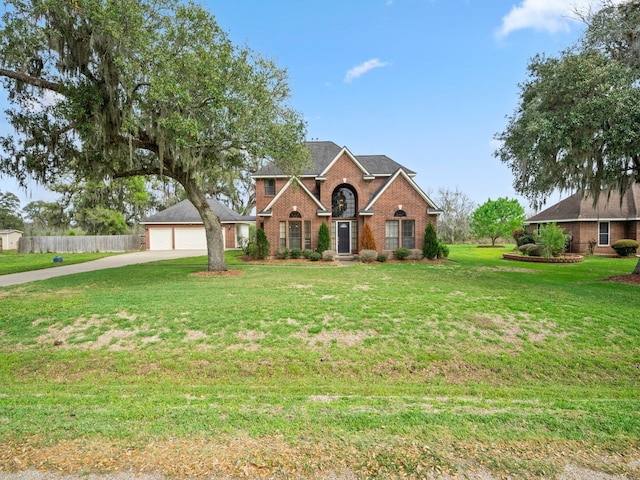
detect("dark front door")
(337, 221), (351, 254)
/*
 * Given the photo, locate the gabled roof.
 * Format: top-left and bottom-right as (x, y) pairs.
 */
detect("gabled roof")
(526, 184), (640, 223)
(258, 178), (330, 217)
(252, 141), (415, 178)
(0, 229), (22, 234)
(141, 198), (254, 224)
(362, 168), (441, 214)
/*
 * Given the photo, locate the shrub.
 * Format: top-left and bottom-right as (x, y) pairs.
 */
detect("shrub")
(423, 222), (438, 259)
(310, 252), (322, 261)
(253, 229), (270, 260)
(518, 243), (542, 256)
(317, 222), (330, 254)
(322, 250), (336, 261)
(359, 222), (377, 251)
(537, 223), (568, 257)
(358, 249), (378, 263)
(394, 247), (410, 260)
(275, 247), (289, 259)
(247, 242), (258, 260)
(611, 239), (639, 256)
(512, 228), (525, 245)
(409, 249), (423, 260)
(377, 253), (388, 262)
(588, 238), (597, 255)
(290, 247), (302, 259)
(437, 242), (449, 259)
(303, 249), (314, 259)
(517, 233), (536, 247)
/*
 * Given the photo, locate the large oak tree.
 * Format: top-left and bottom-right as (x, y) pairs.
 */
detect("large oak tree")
(0, 0), (308, 271)
(495, 0), (640, 273)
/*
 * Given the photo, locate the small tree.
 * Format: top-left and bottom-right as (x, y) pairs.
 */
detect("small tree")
(537, 223), (568, 258)
(359, 222), (377, 251)
(470, 197), (525, 246)
(254, 228), (271, 260)
(317, 222), (330, 253)
(423, 222), (439, 259)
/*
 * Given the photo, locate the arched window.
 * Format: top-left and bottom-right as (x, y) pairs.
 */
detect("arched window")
(332, 185), (357, 218)
(394, 210), (407, 217)
(289, 211), (302, 218)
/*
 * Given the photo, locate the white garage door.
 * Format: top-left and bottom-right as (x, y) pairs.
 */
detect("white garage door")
(149, 228), (173, 250)
(174, 227), (207, 250)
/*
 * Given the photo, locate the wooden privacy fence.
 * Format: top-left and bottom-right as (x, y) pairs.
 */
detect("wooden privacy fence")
(18, 235), (145, 253)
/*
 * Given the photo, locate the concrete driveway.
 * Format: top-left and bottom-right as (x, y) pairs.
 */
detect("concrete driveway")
(0, 250), (207, 287)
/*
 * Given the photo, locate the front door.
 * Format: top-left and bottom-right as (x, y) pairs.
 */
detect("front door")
(337, 221), (351, 254)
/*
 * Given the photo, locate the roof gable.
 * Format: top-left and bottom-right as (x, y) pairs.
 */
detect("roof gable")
(527, 184), (640, 222)
(259, 178), (329, 215)
(363, 169), (439, 213)
(318, 146), (370, 178)
(141, 198), (253, 224)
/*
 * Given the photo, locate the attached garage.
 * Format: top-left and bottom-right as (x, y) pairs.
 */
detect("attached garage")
(148, 228), (173, 250)
(174, 227), (207, 250)
(141, 198), (254, 251)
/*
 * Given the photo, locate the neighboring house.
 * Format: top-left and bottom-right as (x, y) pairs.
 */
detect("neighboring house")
(141, 198), (254, 250)
(252, 141), (441, 256)
(525, 184), (640, 254)
(0, 229), (22, 251)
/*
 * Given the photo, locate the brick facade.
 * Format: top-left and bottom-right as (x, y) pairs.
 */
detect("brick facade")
(254, 143), (440, 256)
(528, 220), (640, 254)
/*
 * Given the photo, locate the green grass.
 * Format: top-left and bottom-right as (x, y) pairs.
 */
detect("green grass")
(0, 251), (120, 275)
(0, 245), (639, 478)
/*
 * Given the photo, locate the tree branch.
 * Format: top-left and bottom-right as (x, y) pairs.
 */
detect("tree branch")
(0, 68), (64, 93)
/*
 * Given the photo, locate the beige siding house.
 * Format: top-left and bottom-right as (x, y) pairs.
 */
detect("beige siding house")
(0, 229), (22, 251)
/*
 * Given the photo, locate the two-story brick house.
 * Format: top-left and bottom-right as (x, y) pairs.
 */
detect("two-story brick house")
(252, 141), (441, 256)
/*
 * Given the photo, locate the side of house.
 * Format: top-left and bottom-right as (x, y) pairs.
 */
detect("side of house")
(526, 185), (640, 254)
(253, 141), (441, 256)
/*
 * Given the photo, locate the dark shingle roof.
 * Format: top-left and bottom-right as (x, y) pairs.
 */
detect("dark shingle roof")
(527, 184), (640, 222)
(253, 141), (415, 177)
(142, 198), (254, 224)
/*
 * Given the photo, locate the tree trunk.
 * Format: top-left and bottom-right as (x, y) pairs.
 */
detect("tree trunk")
(183, 182), (227, 272)
(633, 257), (640, 275)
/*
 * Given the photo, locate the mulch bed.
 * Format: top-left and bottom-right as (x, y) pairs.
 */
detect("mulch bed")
(602, 274), (640, 285)
(191, 270), (243, 277)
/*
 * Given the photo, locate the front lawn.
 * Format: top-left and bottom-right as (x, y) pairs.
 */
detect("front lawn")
(0, 251), (120, 275)
(0, 245), (638, 479)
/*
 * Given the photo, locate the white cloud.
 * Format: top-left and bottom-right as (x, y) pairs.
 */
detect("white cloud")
(496, 0), (621, 39)
(344, 58), (390, 83)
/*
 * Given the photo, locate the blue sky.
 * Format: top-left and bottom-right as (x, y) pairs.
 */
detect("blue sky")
(0, 0), (615, 214)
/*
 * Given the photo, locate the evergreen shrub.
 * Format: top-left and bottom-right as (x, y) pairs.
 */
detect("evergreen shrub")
(358, 249), (378, 263)
(612, 239), (639, 256)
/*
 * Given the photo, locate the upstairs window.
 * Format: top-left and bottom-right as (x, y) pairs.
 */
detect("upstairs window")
(264, 179), (276, 196)
(332, 185), (357, 218)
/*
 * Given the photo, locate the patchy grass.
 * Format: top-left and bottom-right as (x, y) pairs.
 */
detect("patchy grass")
(0, 245), (639, 479)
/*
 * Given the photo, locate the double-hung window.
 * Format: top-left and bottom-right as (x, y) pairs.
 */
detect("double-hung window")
(385, 220), (399, 250)
(264, 179), (276, 196)
(598, 221), (610, 246)
(401, 220), (415, 249)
